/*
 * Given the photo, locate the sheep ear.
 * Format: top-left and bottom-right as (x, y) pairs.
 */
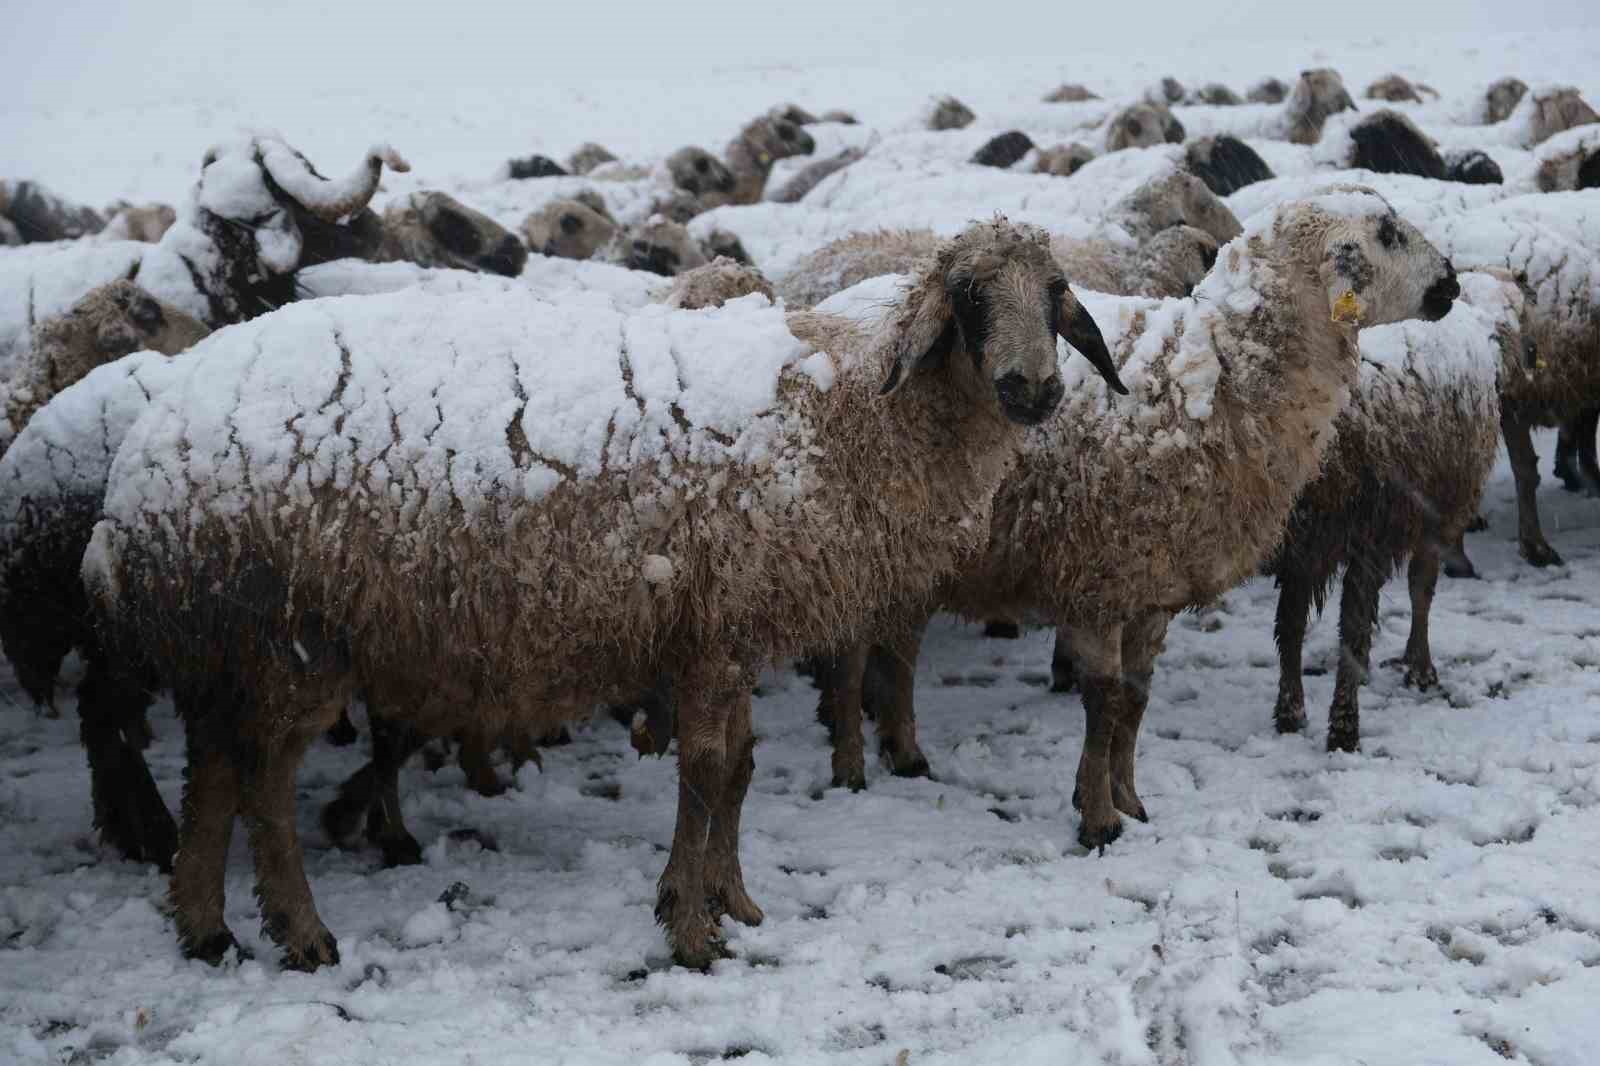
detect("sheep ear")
(1323, 239), (1371, 325)
(879, 292), (957, 396)
(1057, 288), (1127, 395)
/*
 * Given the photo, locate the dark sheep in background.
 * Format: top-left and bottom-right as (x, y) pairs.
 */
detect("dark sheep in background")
(971, 131), (1035, 168)
(1444, 149), (1504, 186)
(1185, 134), (1275, 196)
(507, 154), (568, 179)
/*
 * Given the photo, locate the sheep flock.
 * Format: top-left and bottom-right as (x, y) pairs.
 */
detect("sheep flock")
(2, 40), (1600, 1066)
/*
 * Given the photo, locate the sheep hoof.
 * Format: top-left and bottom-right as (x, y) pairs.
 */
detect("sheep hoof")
(1386, 656), (1439, 691)
(1520, 539), (1563, 568)
(1112, 790), (1149, 823)
(1273, 700), (1308, 735)
(379, 834), (424, 868)
(888, 749), (932, 780)
(831, 768), (867, 792)
(185, 928), (252, 967)
(100, 800), (179, 873)
(324, 713), (360, 747)
(281, 927), (340, 972)
(714, 886), (766, 927)
(1441, 554), (1479, 580)
(1325, 728), (1361, 754)
(1077, 816), (1123, 853)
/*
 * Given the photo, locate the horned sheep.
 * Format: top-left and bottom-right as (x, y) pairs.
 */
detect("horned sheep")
(83, 218), (1125, 971)
(816, 191), (1459, 844)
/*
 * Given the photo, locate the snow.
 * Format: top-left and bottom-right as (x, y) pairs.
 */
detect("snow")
(4, 12), (1600, 1066)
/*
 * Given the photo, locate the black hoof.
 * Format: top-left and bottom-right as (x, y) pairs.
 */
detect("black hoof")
(379, 834), (425, 868)
(982, 620), (1021, 640)
(282, 929), (340, 972)
(186, 929), (252, 967)
(1077, 818), (1123, 853)
(324, 713), (360, 747)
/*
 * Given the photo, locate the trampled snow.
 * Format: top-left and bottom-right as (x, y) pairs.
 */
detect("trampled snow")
(3, 14), (1600, 1066)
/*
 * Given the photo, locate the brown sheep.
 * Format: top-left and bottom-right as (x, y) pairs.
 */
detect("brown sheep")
(522, 196), (617, 260)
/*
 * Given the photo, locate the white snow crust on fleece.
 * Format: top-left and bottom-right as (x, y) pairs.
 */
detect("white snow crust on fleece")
(96, 286), (813, 542)
(1355, 270), (1511, 416)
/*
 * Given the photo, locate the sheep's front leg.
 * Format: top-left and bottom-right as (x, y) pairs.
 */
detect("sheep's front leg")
(656, 667), (734, 969)
(1503, 409), (1562, 567)
(1272, 569), (1312, 734)
(458, 727), (507, 797)
(871, 615), (932, 778)
(172, 694), (249, 965)
(1399, 545), (1440, 691)
(77, 650), (176, 871)
(1111, 610), (1170, 823)
(365, 714), (426, 867)
(1050, 626), (1077, 693)
(818, 644), (869, 791)
(1569, 407), (1600, 494)
(705, 687), (763, 928)
(1441, 530), (1479, 580)
(243, 699), (343, 971)
(1064, 624), (1124, 851)
(1327, 559), (1381, 753)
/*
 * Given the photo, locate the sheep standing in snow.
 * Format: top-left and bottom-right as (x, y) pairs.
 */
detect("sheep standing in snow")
(1269, 272), (1515, 752)
(567, 142), (618, 175)
(927, 95), (976, 130)
(819, 191), (1458, 844)
(1518, 87), (1599, 148)
(1248, 77), (1290, 104)
(84, 218), (1125, 970)
(1035, 143), (1096, 177)
(1365, 74), (1436, 103)
(1185, 135), (1275, 196)
(1188, 83), (1244, 106)
(1534, 126), (1600, 191)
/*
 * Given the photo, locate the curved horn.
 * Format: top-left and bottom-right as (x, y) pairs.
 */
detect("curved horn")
(261, 141), (411, 222)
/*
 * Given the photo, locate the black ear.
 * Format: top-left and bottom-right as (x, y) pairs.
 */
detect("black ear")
(1056, 289), (1126, 395)
(879, 319), (956, 395)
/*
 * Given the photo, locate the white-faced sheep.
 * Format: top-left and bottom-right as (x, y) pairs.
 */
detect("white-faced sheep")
(522, 195), (618, 260)
(1268, 271), (1514, 752)
(83, 218), (1125, 970)
(817, 191), (1459, 843)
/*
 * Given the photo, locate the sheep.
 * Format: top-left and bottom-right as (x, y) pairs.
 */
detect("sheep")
(566, 142), (618, 175)
(599, 214), (710, 276)
(1045, 84), (1099, 104)
(83, 217), (1124, 971)
(101, 202), (177, 243)
(715, 115), (818, 206)
(1445, 149), (1505, 186)
(661, 257), (773, 309)
(1184, 135), (1275, 196)
(1, 281), (209, 455)
(1104, 101), (1185, 152)
(1516, 87), (1599, 148)
(376, 191), (527, 277)
(663, 145), (739, 205)
(816, 190), (1459, 838)
(0, 179), (105, 243)
(1146, 77), (1186, 106)
(1553, 407), (1599, 494)
(1284, 68), (1358, 145)
(0, 350), (197, 869)
(1484, 77), (1529, 124)
(1534, 126), (1600, 191)
(1114, 169), (1243, 245)
(1268, 271), (1514, 752)
(1343, 110), (1448, 180)
(522, 196), (618, 260)
(1188, 84), (1244, 107)
(1035, 143), (1096, 177)
(1248, 77), (1290, 105)
(1365, 74), (1437, 103)
(507, 154), (568, 179)
(971, 132), (1035, 169)
(768, 146), (867, 203)
(927, 95), (976, 131)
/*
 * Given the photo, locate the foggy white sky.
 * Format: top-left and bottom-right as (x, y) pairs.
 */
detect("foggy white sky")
(3, 0), (1593, 108)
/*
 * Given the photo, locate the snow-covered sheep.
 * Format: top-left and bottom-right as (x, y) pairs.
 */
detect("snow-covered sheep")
(599, 214), (710, 276)
(377, 191), (528, 277)
(1035, 143), (1096, 177)
(1103, 101), (1185, 152)
(819, 190), (1459, 841)
(1268, 271), (1514, 752)
(101, 202), (177, 243)
(1184, 135), (1275, 196)
(1484, 77), (1529, 124)
(768, 146), (867, 203)
(83, 218), (1126, 971)
(0, 350), (194, 869)
(1146, 77), (1186, 106)
(971, 131), (1036, 169)
(661, 257), (773, 309)
(1248, 77), (1290, 105)
(661, 146), (738, 206)
(714, 116), (818, 206)
(1517, 87), (1599, 148)
(1188, 83), (1244, 107)
(522, 196), (618, 260)
(927, 95), (976, 131)
(1283, 68), (1358, 145)
(1365, 74), (1436, 103)
(567, 142), (618, 175)
(2, 281), (209, 454)
(1045, 83), (1099, 104)
(0, 179), (105, 243)
(1534, 125), (1600, 191)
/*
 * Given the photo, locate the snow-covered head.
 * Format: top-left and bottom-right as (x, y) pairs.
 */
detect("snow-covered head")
(1104, 102), (1185, 153)
(1288, 187), (1458, 329)
(665, 146), (736, 201)
(880, 217), (1124, 425)
(1285, 68), (1356, 145)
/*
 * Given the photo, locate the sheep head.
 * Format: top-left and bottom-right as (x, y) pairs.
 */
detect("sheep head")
(739, 116), (817, 168)
(1484, 77), (1529, 125)
(1295, 188), (1458, 329)
(666, 147), (736, 199)
(523, 197), (617, 260)
(382, 191), (527, 277)
(1105, 102), (1184, 152)
(1118, 171), (1243, 244)
(881, 217), (1124, 424)
(258, 140), (409, 223)
(1285, 68), (1356, 145)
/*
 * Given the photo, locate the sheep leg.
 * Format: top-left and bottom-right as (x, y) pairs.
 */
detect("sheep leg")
(1441, 530), (1479, 580)
(656, 669), (735, 969)
(76, 651), (176, 871)
(1574, 407), (1600, 495)
(872, 616), (932, 779)
(172, 696), (249, 965)
(1272, 570), (1312, 734)
(323, 708), (359, 746)
(1503, 409), (1562, 567)
(242, 701), (342, 972)
(458, 727), (507, 797)
(1065, 624), (1124, 852)
(1399, 546), (1441, 691)
(363, 714), (426, 867)
(1050, 626), (1078, 693)
(818, 644), (869, 791)
(1110, 610), (1169, 823)
(705, 689), (763, 927)
(1327, 559), (1381, 753)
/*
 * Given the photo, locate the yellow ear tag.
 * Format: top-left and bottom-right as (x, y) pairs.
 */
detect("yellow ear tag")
(1331, 290), (1363, 324)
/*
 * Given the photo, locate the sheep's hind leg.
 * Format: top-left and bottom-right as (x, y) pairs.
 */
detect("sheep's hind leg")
(818, 645), (869, 791)
(458, 727), (507, 797)
(1065, 625), (1124, 851)
(872, 615), (932, 779)
(1272, 570), (1312, 734)
(656, 665), (734, 969)
(172, 692), (249, 965)
(364, 713), (425, 866)
(1327, 559), (1381, 753)
(1110, 610), (1170, 823)
(705, 688), (763, 928)
(1503, 409), (1562, 566)
(77, 648), (176, 871)
(1574, 407), (1600, 495)
(1050, 627), (1078, 693)
(243, 697), (343, 971)
(1393, 545), (1441, 691)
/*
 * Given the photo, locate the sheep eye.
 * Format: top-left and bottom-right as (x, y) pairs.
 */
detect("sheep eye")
(560, 213), (582, 235)
(1376, 216), (1404, 250)
(1126, 118), (1143, 137)
(778, 125), (795, 142)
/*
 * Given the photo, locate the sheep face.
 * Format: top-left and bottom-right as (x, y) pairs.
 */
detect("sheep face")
(523, 198), (616, 260)
(1484, 77), (1529, 124)
(1105, 103), (1183, 152)
(1311, 195), (1458, 328)
(666, 147), (736, 199)
(1142, 226), (1220, 296)
(383, 192), (527, 277)
(1285, 68), (1356, 144)
(883, 220), (1124, 424)
(743, 117), (817, 167)
(89, 282), (211, 359)
(1123, 172), (1243, 245)
(616, 217), (708, 277)
(566, 143), (618, 175)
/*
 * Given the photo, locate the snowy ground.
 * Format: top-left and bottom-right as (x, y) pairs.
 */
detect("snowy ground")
(2, 447), (1597, 1064)
(5, 13), (1600, 1065)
